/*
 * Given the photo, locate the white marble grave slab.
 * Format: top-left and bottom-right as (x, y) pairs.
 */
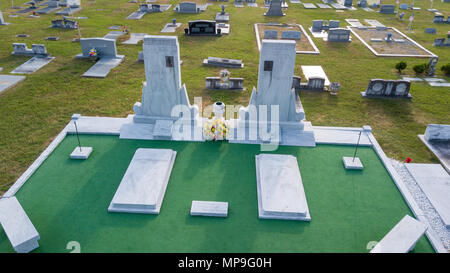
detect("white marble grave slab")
(11, 56), (55, 74)
(190, 201), (228, 217)
(108, 148), (177, 214)
(345, 19), (364, 27)
(317, 3), (332, 8)
(405, 164), (450, 228)
(0, 75), (26, 94)
(122, 33), (147, 45)
(370, 215), (427, 253)
(161, 23), (181, 33)
(429, 82), (450, 87)
(0, 197), (40, 253)
(303, 3), (317, 8)
(82, 56), (124, 78)
(364, 19), (385, 27)
(301, 65), (330, 86)
(256, 154), (311, 221)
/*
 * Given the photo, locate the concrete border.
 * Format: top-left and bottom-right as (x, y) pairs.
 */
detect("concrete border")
(348, 26), (436, 58)
(2, 116), (447, 252)
(254, 23), (320, 55)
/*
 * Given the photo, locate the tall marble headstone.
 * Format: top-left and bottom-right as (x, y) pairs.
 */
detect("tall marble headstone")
(265, 0), (285, 16)
(133, 36), (198, 123)
(237, 40), (315, 146)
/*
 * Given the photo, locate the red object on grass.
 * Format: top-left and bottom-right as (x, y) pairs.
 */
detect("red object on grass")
(405, 157), (412, 163)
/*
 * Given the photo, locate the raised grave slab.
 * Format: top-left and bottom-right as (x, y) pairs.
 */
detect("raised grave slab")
(0, 75), (26, 94)
(82, 56), (124, 78)
(255, 154), (311, 221)
(301, 65), (330, 86)
(190, 201), (228, 217)
(122, 33), (147, 45)
(108, 148), (177, 214)
(161, 23), (181, 33)
(317, 3), (332, 8)
(370, 215), (427, 253)
(405, 164), (450, 228)
(11, 56), (55, 74)
(203, 57), (244, 68)
(303, 3), (317, 8)
(0, 197), (40, 253)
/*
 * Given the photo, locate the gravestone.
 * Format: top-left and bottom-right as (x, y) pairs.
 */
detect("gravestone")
(76, 38), (125, 78)
(215, 5), (229, 22)
(12, 43), (33, 55)
(203, 57), (244, 68)
(185, 20), (221, 36)
(385, 32), (393, 42)
(358, 0), (367, 7)
(379, 4), (396, 14)
(281, 31), (301, 40)
(132, 35), (198, 125)
(312, 20), (324, 32)
(205, 69), (244, 90)
(237, 39), (315, 146)
(264, 30), (278, 39)
(361, 79), (412, 99)
(340, 0), (353, 7)
(425, 28), (436, 34)
(427, 57), (438, 76)
(0, 10), (11, 25)
(329, 20), (340, 29)
(327, 28), (351, 42)
(399, 3), (408, 10)
(265, 0), (285, 16)
(433, 15), (445, 23)
(176, 2), (200, 13)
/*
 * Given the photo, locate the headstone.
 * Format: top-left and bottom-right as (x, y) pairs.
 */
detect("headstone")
(399, 3), (408, 10)
(327, 28), (351, 42)
(358, 0), (367, 7)
(425, 28), (436, 34)
(176, 2), (200, 13)
(361, 79), (412, 99)
(203, 56), (244, 68)
(329, 20), (340, 29)
(427, 57), (438, 76)
(281, 31), (301, 40)
(237, 39), (314, 145)
(385, 32), (393, 42)
(311, 20), (324, 32)
(264, 29), (278, 39)
(12, 43), (33, 55)
(379, 4), (396, 14)
(433, 15), (445, 23)
(78, 38), (118, 58)
(185, 20), (220, 36)
(215, 5), (229, 22)
(265, 0), (285, 16)
(132, 35), (198, 124)
(424, 124), (450, 142)
(31, 44), (48, 55)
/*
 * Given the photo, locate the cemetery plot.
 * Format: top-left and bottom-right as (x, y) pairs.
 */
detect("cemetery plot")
(349, 26), (436, 57)
(255, 23), (319, 54)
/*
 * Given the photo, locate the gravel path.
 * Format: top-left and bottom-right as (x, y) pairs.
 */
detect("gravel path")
(390, 159), (450, 251)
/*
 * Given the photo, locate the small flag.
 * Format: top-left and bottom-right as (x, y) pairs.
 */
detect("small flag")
(409, 13), (415, 22)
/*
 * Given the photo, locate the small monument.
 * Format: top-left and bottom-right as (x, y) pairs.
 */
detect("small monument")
(205, 69), (244, 91)
(215, 5), (229, 22)
(385, 32), (393, 42)
(427, 56), (439, 76)
(265, 0), (285, 16)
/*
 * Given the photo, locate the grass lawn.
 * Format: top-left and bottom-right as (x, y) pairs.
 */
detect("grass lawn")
(0, 135), (435, 252)
(0, 0), (449, 196)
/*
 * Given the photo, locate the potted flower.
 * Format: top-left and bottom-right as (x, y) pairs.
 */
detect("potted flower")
(89, 48), (99, 62)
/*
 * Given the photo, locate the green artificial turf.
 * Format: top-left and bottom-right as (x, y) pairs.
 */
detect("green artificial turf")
(0, 0), (449, 195)
(0, 135), (434, 252)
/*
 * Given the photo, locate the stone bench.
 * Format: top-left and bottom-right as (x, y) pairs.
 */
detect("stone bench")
(370, 215), (427, 253)
(190, 201), (228, 217)
(0, 197), (40, 253)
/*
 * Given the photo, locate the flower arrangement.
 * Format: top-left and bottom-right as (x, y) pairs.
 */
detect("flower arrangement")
(203, 118), (229, 141)
(89, 48), (98, 58)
